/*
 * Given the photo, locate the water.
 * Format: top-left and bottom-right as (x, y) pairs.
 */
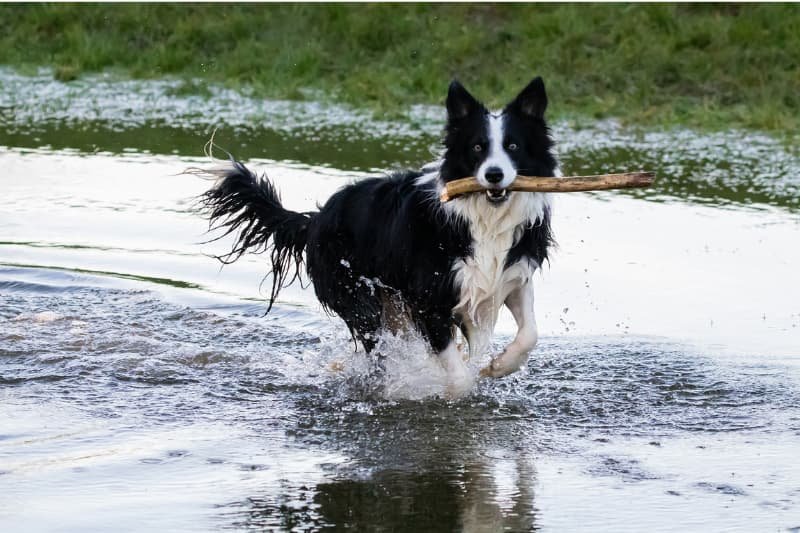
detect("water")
(2, 71), (800, 532)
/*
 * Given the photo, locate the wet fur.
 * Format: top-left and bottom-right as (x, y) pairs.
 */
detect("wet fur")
(200, 77), (557, 387)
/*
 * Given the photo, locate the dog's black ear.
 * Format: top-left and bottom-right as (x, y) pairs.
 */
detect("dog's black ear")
(507, 76), (548, 119)
(446, 80), (482, 120)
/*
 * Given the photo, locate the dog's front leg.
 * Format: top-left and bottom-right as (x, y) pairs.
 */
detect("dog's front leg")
(439, 339), (474, 399)
(416, 312), (475, 398)
(480, 281), (538, 378)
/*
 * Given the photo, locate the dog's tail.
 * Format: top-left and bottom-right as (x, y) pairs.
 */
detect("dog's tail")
(198, 160), (315, 312)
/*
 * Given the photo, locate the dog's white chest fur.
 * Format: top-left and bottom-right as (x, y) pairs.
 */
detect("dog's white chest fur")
(448, 191), (550, 357)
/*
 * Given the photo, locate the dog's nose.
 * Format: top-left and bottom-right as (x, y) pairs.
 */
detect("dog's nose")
(485, 167), (504, 184)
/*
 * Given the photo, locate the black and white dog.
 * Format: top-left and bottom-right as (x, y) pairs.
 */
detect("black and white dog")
(201, 77), (557, 397)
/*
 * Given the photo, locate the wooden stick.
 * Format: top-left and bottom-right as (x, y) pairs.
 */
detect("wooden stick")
(439, 171), (655, 202)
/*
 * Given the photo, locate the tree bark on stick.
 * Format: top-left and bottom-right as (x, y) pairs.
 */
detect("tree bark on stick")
(439, 172), (655, 202)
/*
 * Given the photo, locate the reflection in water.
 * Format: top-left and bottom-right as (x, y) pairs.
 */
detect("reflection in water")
(0, 122), (431, 173)
(2, 269), (800, 530)
(222, 388), (541, 531)
(3, 118), (799, 210)
(227, 458), (537, 532)
(1, 67), (799, 210)
(285, 396), (541, 532)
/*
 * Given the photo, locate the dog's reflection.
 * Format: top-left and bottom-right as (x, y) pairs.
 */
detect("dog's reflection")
(229, 452), (538, 532)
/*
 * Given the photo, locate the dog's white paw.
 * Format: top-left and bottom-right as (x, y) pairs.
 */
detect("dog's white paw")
(480, 351), (528, 379)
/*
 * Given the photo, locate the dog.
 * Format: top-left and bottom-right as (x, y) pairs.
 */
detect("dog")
(200, 77), (557, 397)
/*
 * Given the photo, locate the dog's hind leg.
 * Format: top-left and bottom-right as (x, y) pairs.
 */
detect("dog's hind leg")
(480, 281), (538, 378)
(321, 281), (384, 353)
(380, 291), (412, 335)
(339, 304), (383, 353)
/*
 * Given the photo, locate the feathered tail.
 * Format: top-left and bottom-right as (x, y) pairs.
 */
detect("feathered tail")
(198, 160), (315, 312)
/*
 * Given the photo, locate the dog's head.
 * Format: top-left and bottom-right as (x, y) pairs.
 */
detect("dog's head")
(440, 77), (557, 204)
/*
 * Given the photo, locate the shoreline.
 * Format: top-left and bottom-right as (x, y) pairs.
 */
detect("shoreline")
(1, 4), (797, 132)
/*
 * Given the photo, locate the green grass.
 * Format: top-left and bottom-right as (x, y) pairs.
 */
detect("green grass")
(1, 3), (798, 131)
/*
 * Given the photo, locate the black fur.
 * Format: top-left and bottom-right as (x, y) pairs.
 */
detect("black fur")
(440, 81), (490, 184)
(306, 173), (472, 352)
(200, 161), (315, 312)
(506, 206), (554, 269)
(200, 77), (557, 355)
(503, 77), (557, 178)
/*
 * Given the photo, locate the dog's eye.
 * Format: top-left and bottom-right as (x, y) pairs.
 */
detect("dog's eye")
(507, 143), (518, 151)
(473, 144), (482, 152)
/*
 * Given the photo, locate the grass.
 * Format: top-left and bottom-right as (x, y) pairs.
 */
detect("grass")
(1, 3), (798, 131)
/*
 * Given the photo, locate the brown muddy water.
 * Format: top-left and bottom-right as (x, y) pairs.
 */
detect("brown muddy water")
(1, 70), (800, 532)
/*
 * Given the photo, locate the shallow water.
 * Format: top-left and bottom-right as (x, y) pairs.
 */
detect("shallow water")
(1, 71), (800, 531)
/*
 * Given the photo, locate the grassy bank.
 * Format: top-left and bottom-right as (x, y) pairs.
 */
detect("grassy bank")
(1, 4), (798, 131)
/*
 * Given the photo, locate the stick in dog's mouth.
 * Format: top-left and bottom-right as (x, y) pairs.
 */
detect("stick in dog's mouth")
(440, 172), (655, 203)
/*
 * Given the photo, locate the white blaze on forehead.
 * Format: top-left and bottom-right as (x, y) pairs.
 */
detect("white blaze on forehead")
(476, 113), (517, 189)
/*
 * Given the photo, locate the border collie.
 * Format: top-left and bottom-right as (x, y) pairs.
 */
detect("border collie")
(201, 77), (557, 397)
